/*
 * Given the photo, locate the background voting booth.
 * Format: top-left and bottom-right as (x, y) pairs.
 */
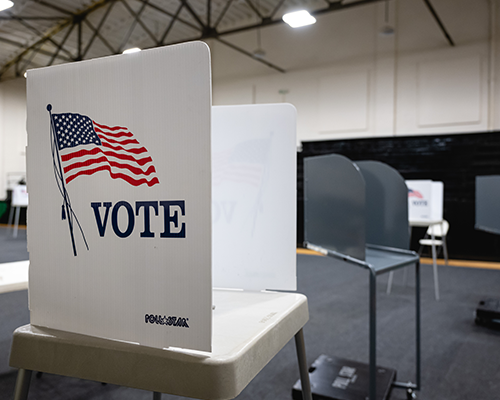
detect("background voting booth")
(9, 42), (312, 400)
(7, 184), (28, 238)
(300, 154), (420, 400)
(475, 175), (500, 235)
(406, 180), (445, 300)
(474, 175), (500, 329)
(406, 180), (443, 227)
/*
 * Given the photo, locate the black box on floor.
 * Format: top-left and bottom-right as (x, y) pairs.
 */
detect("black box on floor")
(475, 298), (500, 328)
(293, 355), (396, 400)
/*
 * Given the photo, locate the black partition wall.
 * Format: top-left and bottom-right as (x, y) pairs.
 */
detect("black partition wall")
(297, 132), (500, 262)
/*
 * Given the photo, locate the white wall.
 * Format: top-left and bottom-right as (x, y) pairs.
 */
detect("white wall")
(0, 77), (27, 199)
(213, 44), (491, 145)
(212, 0), (498, 146)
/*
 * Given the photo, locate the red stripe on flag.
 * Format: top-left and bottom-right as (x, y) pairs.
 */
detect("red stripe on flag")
(61, 148), (153, 166)
(92, 121), (129, 132)
(65, 165), (160, 187)
(94, 126), (134, 138)
(99, 137), (140, 146)
(101, 142), (148, 154)
(63, 156), (157, 176)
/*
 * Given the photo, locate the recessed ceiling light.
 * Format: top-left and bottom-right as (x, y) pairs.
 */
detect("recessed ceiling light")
(122, 47), (141, 54)
(282, 10), (316, 28)
(0, 0), (14, 12)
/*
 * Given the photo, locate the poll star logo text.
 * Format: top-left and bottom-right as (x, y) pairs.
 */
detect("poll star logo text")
(145, 314), (190, 328)
(91, 200), (186, 238)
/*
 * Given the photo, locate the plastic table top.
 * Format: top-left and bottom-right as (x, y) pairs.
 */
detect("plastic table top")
(0, 260), (29, 294)
(10, 289), (309, 400)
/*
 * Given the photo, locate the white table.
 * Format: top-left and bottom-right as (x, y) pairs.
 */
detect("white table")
(10, 289), (312, 400)
(0, 261), (29, 294)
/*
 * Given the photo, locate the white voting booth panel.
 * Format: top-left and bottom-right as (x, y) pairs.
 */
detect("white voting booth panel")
(27, 43), (212, 352)
(12, 185), (29, 206)
(26, 43), (298, 353)
(407, 180), (443, 223)
(212, 104), (297, 291)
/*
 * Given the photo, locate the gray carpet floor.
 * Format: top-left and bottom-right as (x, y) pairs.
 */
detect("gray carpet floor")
(0, 226), (499, 400)
(0, 225), (28, 264)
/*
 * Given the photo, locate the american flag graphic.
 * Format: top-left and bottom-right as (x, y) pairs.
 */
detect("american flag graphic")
(408, 188), (423, 199)
(52, 112), (159, 187)
(212, 138), (270, 187)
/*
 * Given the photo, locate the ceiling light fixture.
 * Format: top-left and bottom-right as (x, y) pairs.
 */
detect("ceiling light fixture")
(282, 10), (316, 28)
(379, 0), (395, 36)
(252, 0), (266, 59)
(253, 26), (266, 59)
(0, 0), (14, 12)
(122, 47), (141, 54)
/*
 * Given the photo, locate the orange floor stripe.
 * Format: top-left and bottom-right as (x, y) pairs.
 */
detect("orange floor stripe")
(0, 223), (26, 230)
(297, 249), (500, 270)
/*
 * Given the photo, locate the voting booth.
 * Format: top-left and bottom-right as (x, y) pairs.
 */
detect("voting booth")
(10, 42), (311, 400)
(475, 175), (500, 235)
(406, 180), (444, 225)
(8, 184), (28, 238)
(406, 179), (446, 300)
(300, 154), (420, 400)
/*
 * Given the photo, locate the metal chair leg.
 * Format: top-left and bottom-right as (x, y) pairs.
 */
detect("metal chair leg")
(7, 206), (14, 230)
(295, 328), (312, 400)
(153, 392), (162, 400)
(13, 206), (21, 238)
(13, 369), (32, 400)
(431, 243), (440, 300)
(369, 270), (377, 400)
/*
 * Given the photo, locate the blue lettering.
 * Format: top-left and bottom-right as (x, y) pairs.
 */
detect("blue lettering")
(136, 201), (158, 238)
(111, 201), (135, 238)
(92, 200), (186, 238)
(91, 202), (112, 237)
(160, 201), (186, 238)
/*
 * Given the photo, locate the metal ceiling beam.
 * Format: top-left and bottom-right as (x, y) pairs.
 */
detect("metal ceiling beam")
(9, 12), (74, 58)
(213, 0), (234, 30)
(33, 0), (74, 15)
(421, 0), (455, 46)
(268, 0), (286, 20)
(0, 35), (70, 60)
(0, 18), (73, 78)
(119, 0), (149, 52)
(218, 0), (385, 36)
(138, 0), (199, 31)
(0, 16), (65, 20)
(180, 0), (206, 30)
(0, 36), (27, 48)
(159, 3), (184, 45)
(82, 2), (117, 57)
(121, 0), (159, 46)
(17, 42), (44, 75)
(0, 0), (388, 80)
(0, 0), (118, 78)
(244, 0), (264, 20)
(48, 21), (76, 66)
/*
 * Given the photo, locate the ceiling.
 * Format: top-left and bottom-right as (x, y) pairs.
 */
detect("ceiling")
(0, 0), (476, 82)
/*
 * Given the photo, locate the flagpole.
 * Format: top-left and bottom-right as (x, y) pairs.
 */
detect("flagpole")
(47, 104), (78, 256)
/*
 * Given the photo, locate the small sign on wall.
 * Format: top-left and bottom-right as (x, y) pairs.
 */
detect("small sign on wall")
(26, 42), (212, 351)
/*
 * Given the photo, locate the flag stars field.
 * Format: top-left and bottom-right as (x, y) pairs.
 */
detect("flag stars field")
(51, 111), (159, 187)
